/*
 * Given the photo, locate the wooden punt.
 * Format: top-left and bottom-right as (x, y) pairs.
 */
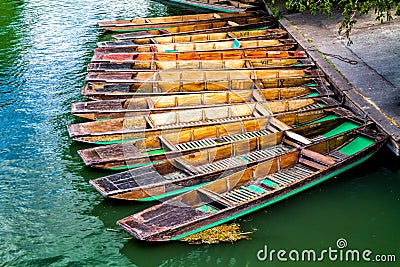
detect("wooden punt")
(87, 58), (314, 72)
(68, 98), (338, 144)
(111, 18), (277, 40)
(85, 69), (323, 86)
(162, 0), (256, 13)
(97, 29), (288, 47)
(91, 50), (308, 63)
(82, 77), (328, 100)
(83, 69), (324, 99)
(72, 87), (333, 120)
(93, 39), (297, 54)
(98, 12), (266, 32)
(79, 107), (358, 170)
(89, 116), (378, 201)
(115, 127), (386, 241)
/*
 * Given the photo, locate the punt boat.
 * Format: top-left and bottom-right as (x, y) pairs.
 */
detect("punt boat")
(97, 29), (288, 47)
(98, 11), (266, 32)
(68, 98), (337, 144)
(79, 107), (355, 170)
(111, 18), (277, 40)
(115, 126), (386, 240)
(72, 87), (332, 120)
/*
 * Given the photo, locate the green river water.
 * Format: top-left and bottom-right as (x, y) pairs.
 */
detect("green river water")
(1, 0), (399, 266)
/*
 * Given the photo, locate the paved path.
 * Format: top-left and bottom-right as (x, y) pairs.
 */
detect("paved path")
(281, 11), (400, 154)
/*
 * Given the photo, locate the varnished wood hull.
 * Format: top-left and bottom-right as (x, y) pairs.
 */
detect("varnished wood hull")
(87, 58), (314, 72)
(115, 128), (387, 241)
(73, 86), (333, 120)
(97, 29), (288, 49)
(97, 29), (288, 47)
(79, 107), (360, 170)
(164, 0), (256, 13)
(91, 50), (308, 63)
(68, 98), (339, 144)
(99, 12), (266, 32)
(82, 76), (329, 101)
(89, 123), (382, 201)
(82, 79), (326, 100)
(82, 69), (325, 101)
(93, 39), (297, 54)
(112, 19), (278, 40)
(92, 45), (299, 62)
(85, 69), (322, 83)
(72, 93), (335, 120)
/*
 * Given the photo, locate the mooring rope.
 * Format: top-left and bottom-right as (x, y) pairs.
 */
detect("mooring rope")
(322, 52), (358, 65)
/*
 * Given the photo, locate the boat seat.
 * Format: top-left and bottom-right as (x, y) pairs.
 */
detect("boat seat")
(298, 158), (326, 170)
(299, 103), (325, 111)
(163, 171), (187, 180)
(220, 185), (267, 205)
(173, 129), (273, 151)
(196, 144), (290, 173)
(329, 151), (348, 160)
(265, 164), (314, 186)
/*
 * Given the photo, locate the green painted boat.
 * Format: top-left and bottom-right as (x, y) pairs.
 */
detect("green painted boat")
(116, 126), (387, 241)
(97, 29), (288, 48)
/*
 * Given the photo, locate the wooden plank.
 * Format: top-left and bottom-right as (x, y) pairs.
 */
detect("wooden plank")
(298, 158), (326, 170)
(286, 131), (312, 144)
(159, 136), (178, 151)
(301, 148), (336, 165)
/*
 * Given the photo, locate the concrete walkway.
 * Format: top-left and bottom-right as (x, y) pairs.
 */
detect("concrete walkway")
(280, 11), (400, 154)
